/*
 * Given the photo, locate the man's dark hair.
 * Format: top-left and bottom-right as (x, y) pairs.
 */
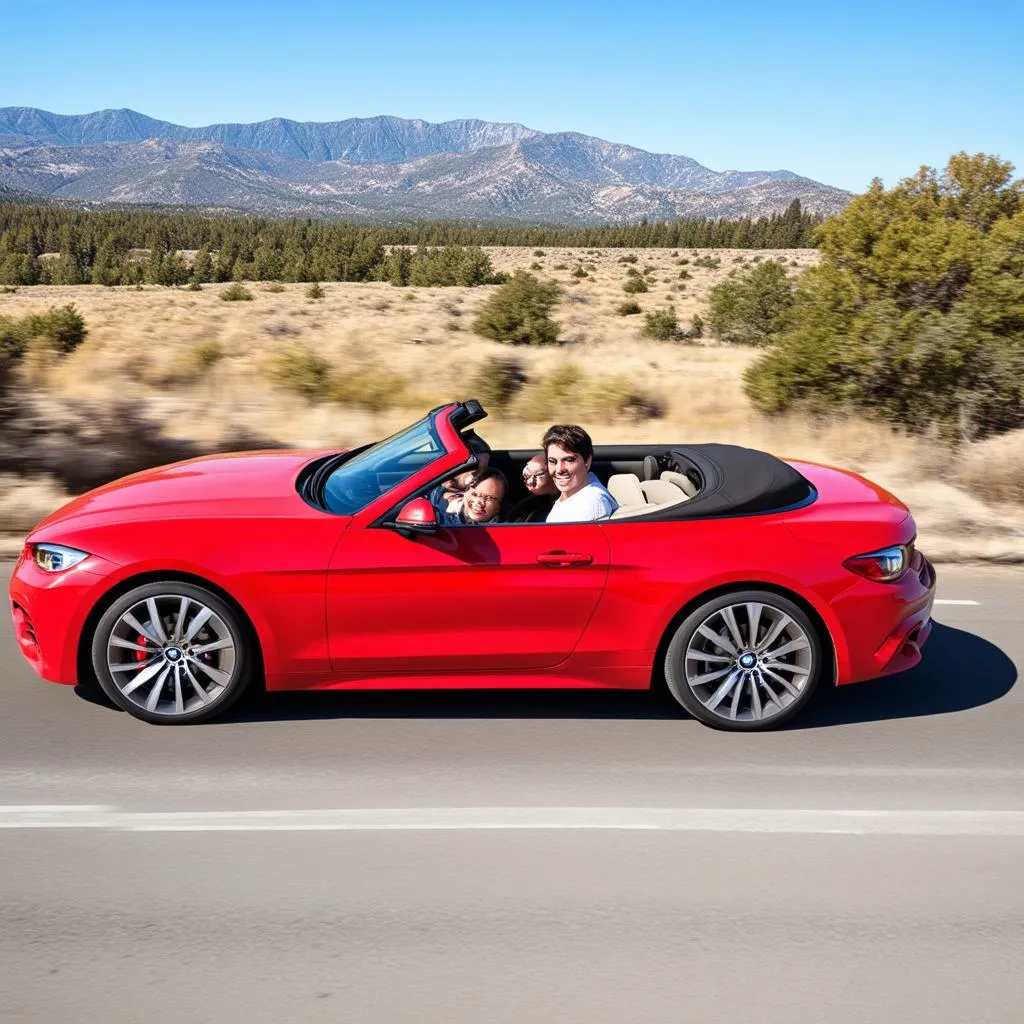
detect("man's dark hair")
(542, 424), (593, 462)
(469, 466), (508, 493)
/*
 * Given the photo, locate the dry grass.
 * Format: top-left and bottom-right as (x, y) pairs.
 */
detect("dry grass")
(1, 245), (1022, 562)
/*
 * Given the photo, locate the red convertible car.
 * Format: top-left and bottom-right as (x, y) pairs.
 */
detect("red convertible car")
(9, 400), (935, 731)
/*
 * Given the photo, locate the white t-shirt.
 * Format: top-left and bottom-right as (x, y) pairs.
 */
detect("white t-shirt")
(546, 473), (618, 523)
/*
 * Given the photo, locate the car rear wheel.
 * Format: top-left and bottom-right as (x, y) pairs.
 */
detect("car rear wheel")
(91, 581), (251, 725)
(664, 590), (822, 731)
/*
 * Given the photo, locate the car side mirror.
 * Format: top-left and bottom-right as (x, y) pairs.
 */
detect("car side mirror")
(393, 497), (439, 538)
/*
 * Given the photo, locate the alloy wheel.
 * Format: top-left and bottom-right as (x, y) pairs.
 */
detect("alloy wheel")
(105, 594), (237, 718)
(683, 601), (814, 724)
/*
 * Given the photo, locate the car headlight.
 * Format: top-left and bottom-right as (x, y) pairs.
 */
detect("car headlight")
(32, 543), (89, 573)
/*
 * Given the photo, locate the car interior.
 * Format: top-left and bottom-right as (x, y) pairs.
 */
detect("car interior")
(482, 444), (704, 522)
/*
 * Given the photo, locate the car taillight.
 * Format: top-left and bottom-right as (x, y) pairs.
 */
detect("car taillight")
(843, 544), (910, 582)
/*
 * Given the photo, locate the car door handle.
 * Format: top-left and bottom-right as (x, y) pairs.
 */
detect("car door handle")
(536, 551), (594, 567)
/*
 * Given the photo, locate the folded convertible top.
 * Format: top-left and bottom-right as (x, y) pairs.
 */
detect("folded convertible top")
(665, 443), (814, 519)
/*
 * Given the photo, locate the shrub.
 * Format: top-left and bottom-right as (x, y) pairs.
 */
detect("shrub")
(708, 261), (794, 345)
(694, 256), (721, 268)
(533, 249), (546, 257)
(622, 277), (648, 294)
(744, 153), (1024, 440)
(617, 254), (639, 264)
(189, 340), (224, 371)
(677, 258), (690, 266)
(306, 282), (325, 299)
(530, 262), (543, 271)
(15, 304), (88, 355)
(517, 362), (586, 420)
(587, 375), (666, 421)
(641, 305), (681, 341)
(266, 344), (332, 397)
(186, 280), (202, 291)
(616, 301), (642, 316)
(329, 365), (407, 411)
(571, 266), (588, 279)
(262, 281), (285, 293)
(472, 271), (561, 346)
(466, 355), (528, 409)
(553, 263), (568, 270)
(689, 314), (705, 339)
(220, 282), (253, 302)
(516, 362), (664, 422)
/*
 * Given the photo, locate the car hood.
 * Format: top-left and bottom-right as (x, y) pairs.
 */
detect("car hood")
(30, 449), (332, 536)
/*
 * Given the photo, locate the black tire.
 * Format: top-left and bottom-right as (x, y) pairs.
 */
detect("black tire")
(91, 581), (252, 725)
(664, 589), (822, 731)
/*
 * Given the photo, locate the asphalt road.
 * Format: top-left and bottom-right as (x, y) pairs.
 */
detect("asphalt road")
(1, 564), (1022, 1023)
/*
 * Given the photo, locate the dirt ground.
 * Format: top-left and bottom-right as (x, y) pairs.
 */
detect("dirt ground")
(1, 245), (1022, 562)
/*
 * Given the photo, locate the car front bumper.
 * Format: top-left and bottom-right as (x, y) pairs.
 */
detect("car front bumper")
(9, 548), (121, 685)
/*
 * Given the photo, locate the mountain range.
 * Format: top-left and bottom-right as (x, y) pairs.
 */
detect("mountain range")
(0, 107), (852, 223)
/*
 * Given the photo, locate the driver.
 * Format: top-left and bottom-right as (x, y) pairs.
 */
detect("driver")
(434, 468), (507, 527)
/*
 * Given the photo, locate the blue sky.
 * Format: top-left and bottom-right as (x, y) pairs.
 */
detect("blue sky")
(1, 0), (1021, 192)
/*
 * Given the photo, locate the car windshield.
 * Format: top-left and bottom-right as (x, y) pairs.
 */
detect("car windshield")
(323, 416), (445, 515)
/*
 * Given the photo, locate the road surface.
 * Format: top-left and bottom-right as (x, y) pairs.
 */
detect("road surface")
(1, 564), (1021, 1022)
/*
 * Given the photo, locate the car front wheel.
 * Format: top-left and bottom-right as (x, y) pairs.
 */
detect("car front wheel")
(664, 590), (822, 731)
(91, 581), (251, 725)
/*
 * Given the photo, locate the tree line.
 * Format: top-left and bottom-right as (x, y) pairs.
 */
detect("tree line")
(0, 201), (824, 286)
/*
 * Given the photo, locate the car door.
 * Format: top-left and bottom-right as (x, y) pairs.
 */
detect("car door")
(327, 521), (610, 675)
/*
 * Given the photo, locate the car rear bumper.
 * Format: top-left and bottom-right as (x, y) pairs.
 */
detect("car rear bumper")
(834, 551), (936, 685)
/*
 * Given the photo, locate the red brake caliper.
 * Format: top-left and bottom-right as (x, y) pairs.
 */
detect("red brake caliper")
(135, 634), (150, 662)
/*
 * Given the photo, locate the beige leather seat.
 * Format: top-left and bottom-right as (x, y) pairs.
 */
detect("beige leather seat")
(641, 479), (684, 504)
(607, 473), (646, 509)
(609, 472), (694, 519)
(661, 470), (698, 497)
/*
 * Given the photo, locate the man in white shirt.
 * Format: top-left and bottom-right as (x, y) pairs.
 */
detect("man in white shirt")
(543, 424), (618, 523)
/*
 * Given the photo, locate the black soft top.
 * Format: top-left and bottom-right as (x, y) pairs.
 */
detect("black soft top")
(664, 443), (814, 519)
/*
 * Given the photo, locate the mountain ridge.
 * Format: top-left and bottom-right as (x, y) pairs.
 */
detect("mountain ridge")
(0, 107), (851, 223)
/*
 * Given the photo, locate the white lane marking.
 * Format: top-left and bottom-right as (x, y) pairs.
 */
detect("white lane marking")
(2, 806), (1024, 835)
(934, 599), (980, 606)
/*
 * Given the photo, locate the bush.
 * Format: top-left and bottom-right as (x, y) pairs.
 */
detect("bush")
(329, 365), (407, 411)
(266, 344), (332, 397)
(641, 306), (681, 341)
(186, 280), (202, 291)
(689, 314), (705, 339)
(4, 305), (88, 356)
(262, 282), (285, 293)
(743, 153), (1024, 440)
(617, 254), (639, 264)
(530, 262), (543, 271)
(571, 266), (588, 279)
(306, 282), (325, 299)
(622, 277), (648, 294)
(616, 301), (642, 316)
(517, 362), (664, 422)
(694, 256), (721, 268)
(472, 271), (561, 345)
(189, 340), (224, 371)
(533, 249), (546, 257)
(220, 282), (253, 302)
(466, 355), (528, 409)
(678, 268), (691, 280)
(553, 263), (568, 271)
(708, 261), (794, 345)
